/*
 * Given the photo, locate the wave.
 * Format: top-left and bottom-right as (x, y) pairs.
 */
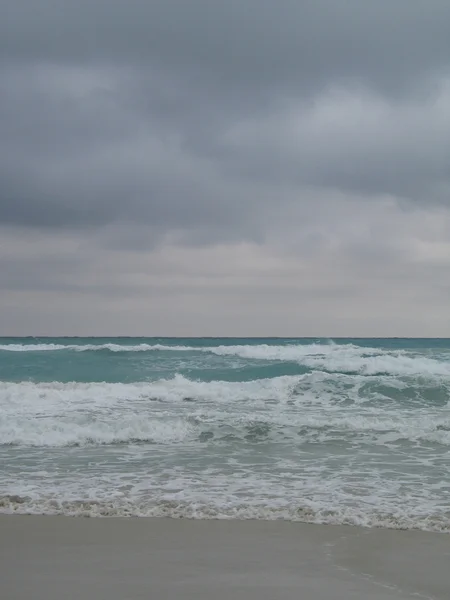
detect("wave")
(0, 415), (193, 447)
(0, 373), (298, 408)
(205, 344), (450, 377)
(0, 343), (71, 352)
(0, 342), (181, 352)
(3, 414), (450, 448)
(0, 375), (297, 447)
(1, 376), (450, 447)
(0, 495), (448, 532)
(0, 341), (376, 355)
(1, 341), (449, 377)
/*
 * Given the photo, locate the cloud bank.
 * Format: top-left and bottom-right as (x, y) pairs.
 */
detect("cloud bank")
(1, 0), (450, 335)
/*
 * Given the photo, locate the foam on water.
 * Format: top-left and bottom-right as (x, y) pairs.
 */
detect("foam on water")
(0, 374), (297, 412)
(1, 414), (193, 447)
(1, 495), (449, 532)
(0, 343), (70, 352)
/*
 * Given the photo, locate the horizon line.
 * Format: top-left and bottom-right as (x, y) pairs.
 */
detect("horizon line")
(1, 336), (450, 340)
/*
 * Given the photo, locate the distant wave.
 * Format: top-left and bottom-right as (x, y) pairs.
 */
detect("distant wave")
(0, 343), (70, 352)
(0, 341), (367, 354)
(1, 495), (449, 532)
(0, 343), (181, 352)
(203, 344), (450, 376)
(1, 341), (450, 377)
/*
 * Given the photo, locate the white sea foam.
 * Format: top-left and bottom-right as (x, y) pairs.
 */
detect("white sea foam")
(2, 412), (450, 448)
(206, 343), (361, 359)
(0, 342), (374, 356)
(205, 344), (450, 376)
(0, 374), (298, 411)
(0, 414), (193, 447)
(302, 353), (450, 377)
(0, 375), (296, 447)
(0, 343), (70, 351)
(1, 496), (449, 532)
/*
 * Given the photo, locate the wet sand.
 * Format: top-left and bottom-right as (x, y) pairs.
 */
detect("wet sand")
(0, 515), (447, 599)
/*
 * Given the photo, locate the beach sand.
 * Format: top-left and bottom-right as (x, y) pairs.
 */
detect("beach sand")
(0, 516), (447, 599)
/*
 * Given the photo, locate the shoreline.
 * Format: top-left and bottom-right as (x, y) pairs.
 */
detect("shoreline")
(1, 497), (449, 533)
(0, 515), (447, 599)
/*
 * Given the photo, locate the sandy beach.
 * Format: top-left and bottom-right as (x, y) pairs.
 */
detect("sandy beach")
(0, 516), (447, 600)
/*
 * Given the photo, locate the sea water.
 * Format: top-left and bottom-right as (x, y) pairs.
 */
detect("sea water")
(1, 337), (449, 531)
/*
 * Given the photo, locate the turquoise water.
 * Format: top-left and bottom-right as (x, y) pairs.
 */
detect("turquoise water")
(1, 338), (450, 530)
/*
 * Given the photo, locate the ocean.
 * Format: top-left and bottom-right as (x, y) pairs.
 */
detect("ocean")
(1, 337), (449, 531)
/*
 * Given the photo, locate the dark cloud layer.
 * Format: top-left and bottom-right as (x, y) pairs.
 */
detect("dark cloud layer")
(3, 1), (450, 92)
(1, 1), (450, 335)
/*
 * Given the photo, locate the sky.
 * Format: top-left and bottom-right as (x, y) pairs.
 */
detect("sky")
(1, 0), (450, 337)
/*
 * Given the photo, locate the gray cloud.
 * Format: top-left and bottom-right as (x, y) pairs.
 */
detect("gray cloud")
(1, 0), (450, 335)
(3, 1), (450, 94)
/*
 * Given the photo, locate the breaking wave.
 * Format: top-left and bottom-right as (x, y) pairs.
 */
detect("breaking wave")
(1, 341), (450, 377)
(1, 376), (450, 447)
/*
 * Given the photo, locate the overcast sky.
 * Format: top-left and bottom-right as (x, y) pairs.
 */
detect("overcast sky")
(1, 1), (450, 336)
